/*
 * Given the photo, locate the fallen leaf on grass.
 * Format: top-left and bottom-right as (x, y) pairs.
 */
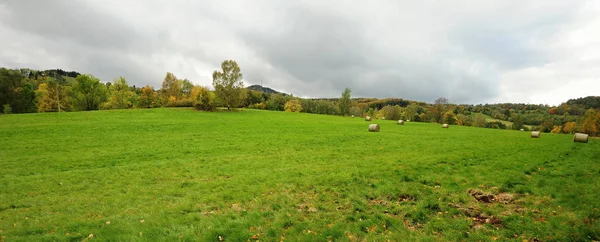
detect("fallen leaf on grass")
(251, 234), (260, 240)
(140, 220), (145, 223)
(105, 221), (110, 225)
(368, 225), (377, 232)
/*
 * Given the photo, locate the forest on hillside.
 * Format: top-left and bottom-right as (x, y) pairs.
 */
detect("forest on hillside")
(1, 66), (599, 136)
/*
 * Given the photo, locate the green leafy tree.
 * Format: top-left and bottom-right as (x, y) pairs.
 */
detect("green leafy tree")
(339, 88), (351, 116)
(403, 103), (420, 121)
(511, 114), (525, 130)
(0, 68), (36, 113)
(212, 60), (245, 110)
(103, 77), (136, 109)
(473, 113), (487, 127)
(244, 90), (265, 107)
(71, 74), (107, 111)
(180, 79), (194, 99)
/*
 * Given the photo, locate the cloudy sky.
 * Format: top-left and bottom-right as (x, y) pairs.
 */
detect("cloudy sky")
(1, 0), (598, 105)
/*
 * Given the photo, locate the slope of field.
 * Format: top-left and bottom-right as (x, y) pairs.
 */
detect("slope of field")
(481, 113), (533, 130)
(0, 108), (598, 241)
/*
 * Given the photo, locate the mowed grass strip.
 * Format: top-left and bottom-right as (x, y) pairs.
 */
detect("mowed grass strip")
(0, 108), (598, 241)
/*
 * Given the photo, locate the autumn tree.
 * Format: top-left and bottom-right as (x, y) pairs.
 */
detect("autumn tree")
(339, 88), (351, 116)
(36, 80), (70, 112)
(212, 60), (245, 110)
(70, 74), (107, 111)
(284, 99), (303, 112)
(103, 77), (136, 109)
(562, 121), (577, 134)
(138, 85), (160, 108)
(190, 85), (216, 111)
(580, 109), (599, 136)
(382, 105), (402, 120)
(442, 109), (458, 125)
(161, 72), (181, 105)
(431, 97), (449, 123)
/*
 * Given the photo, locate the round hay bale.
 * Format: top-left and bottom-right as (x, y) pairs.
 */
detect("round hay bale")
(368, 124), (380, 132)
(365, 116), (371, 121)
(397, 120), (405, 125)
(573, 133), (588, 143)
(442, 124), (449, 128)
(530, 131), (541, 138)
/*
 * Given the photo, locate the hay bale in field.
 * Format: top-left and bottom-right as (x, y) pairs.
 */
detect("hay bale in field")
(365, 116), (371, 121)
(573, 133), (588, 143)
(397, 120), (405, 125)
(530, 131), (541, 138)
(368, 124), (380, 132)
(442, 124), (449, 128)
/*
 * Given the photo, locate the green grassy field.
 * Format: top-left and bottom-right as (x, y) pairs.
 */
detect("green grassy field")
(1, 108), (599, 241)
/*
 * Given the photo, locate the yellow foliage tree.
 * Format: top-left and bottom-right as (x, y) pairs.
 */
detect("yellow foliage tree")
(562, 121), (577, 134)
(551, 125), (562, 134)
(138, 85), (159, 108)
(36, 82), (70, 112)
(190, 85), (216, 111)
(580, 109), (599, 136)
(284, 99), (302, 112)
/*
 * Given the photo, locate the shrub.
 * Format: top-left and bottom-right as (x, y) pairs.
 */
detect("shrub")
(248, 103), (266, 110)
(3, 104), (12, 114)
(485, 121), (507, 129)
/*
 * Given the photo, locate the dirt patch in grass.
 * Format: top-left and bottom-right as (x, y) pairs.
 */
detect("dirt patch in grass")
(468, 188), (515, 204)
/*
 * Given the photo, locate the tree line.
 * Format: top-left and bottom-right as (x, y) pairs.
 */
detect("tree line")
(2, 60), (599, 136)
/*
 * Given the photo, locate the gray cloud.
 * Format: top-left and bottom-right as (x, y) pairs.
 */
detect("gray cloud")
(0, 0), (598, 105)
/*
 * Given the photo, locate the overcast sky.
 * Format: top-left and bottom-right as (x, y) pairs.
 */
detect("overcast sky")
(1, 0), (599, 105)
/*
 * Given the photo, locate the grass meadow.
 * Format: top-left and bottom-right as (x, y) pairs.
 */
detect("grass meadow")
(0, 108), (599, 241)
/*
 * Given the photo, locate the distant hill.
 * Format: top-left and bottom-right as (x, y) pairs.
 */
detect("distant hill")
(246, 85), (288, 95)
(565, 96), (600, 109)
